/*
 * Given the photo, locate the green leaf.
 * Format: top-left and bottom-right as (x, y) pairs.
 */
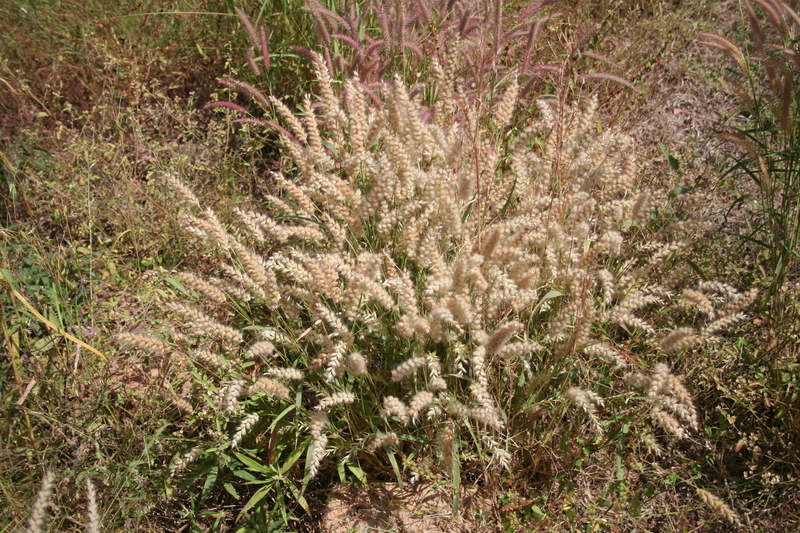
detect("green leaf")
(685, 259), (708, 281)
(395, 433), (428, 444)
(223, 483), (239, 499)
(280, 439), (307, 475)
(631, 492), (642, 516)
(285, 480), (310, 512)
(667, 154), (680, 171)
(270, 404), (297, 431)
(348, 464), (367, 485)
(531, 505), (544, 521)
(232, 469), (257, 482)
(659, 143), (680, 171)
(163, 276), (187, 293)
(387, 449), (403, 488)
(234, 452), (270, 474)
(534, 290), (563, 313)
(29, 335), (59, 354)
(201, 466), (218, 500)
(241, 484), (272, 515)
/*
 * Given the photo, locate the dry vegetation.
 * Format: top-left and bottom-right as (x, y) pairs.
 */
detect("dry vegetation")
(1, 1), (799, 532)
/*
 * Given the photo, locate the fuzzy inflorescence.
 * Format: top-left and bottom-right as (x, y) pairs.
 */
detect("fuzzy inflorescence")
(25, 472), (54, 533)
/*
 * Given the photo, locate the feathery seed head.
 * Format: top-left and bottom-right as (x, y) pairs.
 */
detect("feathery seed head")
(25, 472), (55, 533)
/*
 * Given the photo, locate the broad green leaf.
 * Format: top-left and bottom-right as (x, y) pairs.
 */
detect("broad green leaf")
(387, 449), (403, 488)
(285, 480), (310, 512)
(534, 290), (563, 313)
(631, 492), (641, 517)
(348, 464), (367, 485)
(659, 143), (680, 171)
(241, 484), (272, 515)
(232, 469), (257, 482)
(223, 483), (239, 499)
(270, 404), (297, 431)
(280, 439), (307, 475)
(163, 276), (187, 293)
(234, 452), (270, 474)
(200, 466), (218, 500)
(531, 505), (544, 521)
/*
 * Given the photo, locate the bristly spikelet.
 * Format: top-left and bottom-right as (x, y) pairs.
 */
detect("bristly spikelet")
(85, 478), (100, 533)
(565, 387), (604, 433)
(659, 327), (701, 353)
(116, 332), (171, 357)
(407, 390), (435, 420)
(467, 406), (505, 430)
(170, 446), (203, 477)
(165, 173), (201, 209)
(309, 409), (328, 438)
(493, 76), (518, 130)
(178, 271), (228, 304)
(193, 349), (230, 370)
(219, 379), (246, 413)
(307, 434), (328, 479)
(381, 396), (410, 423)
(165, 303), (244, 345)
(437, 420), (455, 475)
(391, 356), (428, 382)
(651, 406), (687, 439)
(346, 352), (368, 375)
(25, 471), (54, 533)
(484, 321), (523, 353)
(626, 363), (699, 439)
(696, 488), (743, 528)
(265, 367), (305, 381)
(307, 410), (329, 479)
(245, 341), (275, 359)
(247, 377), (290, 400)
(315, 391), (356, 411)
(367, 433), (399, 452)
(231, 412), (260, 448)
(171, 396), (194, 415)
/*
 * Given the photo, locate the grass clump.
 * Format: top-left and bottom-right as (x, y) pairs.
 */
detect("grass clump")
(702, 0), (800, 327)
(8, 0), (800, 531)
(120, 35), (760, 527)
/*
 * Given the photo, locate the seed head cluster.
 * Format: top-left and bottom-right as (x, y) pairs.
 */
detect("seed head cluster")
(118, 52), (757, 485)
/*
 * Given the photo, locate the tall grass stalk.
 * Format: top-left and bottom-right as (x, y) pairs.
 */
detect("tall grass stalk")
(702, 0), (800, 326)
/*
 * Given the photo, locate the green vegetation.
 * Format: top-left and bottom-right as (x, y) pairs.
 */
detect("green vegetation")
(2, 1), (799, 532)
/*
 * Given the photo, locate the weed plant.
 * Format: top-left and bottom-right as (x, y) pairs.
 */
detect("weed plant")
(121, 26), (756, 527)
(9, 0), (798, 531)
(702, 0), (800, 327)
(691, 2), (800, 528)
